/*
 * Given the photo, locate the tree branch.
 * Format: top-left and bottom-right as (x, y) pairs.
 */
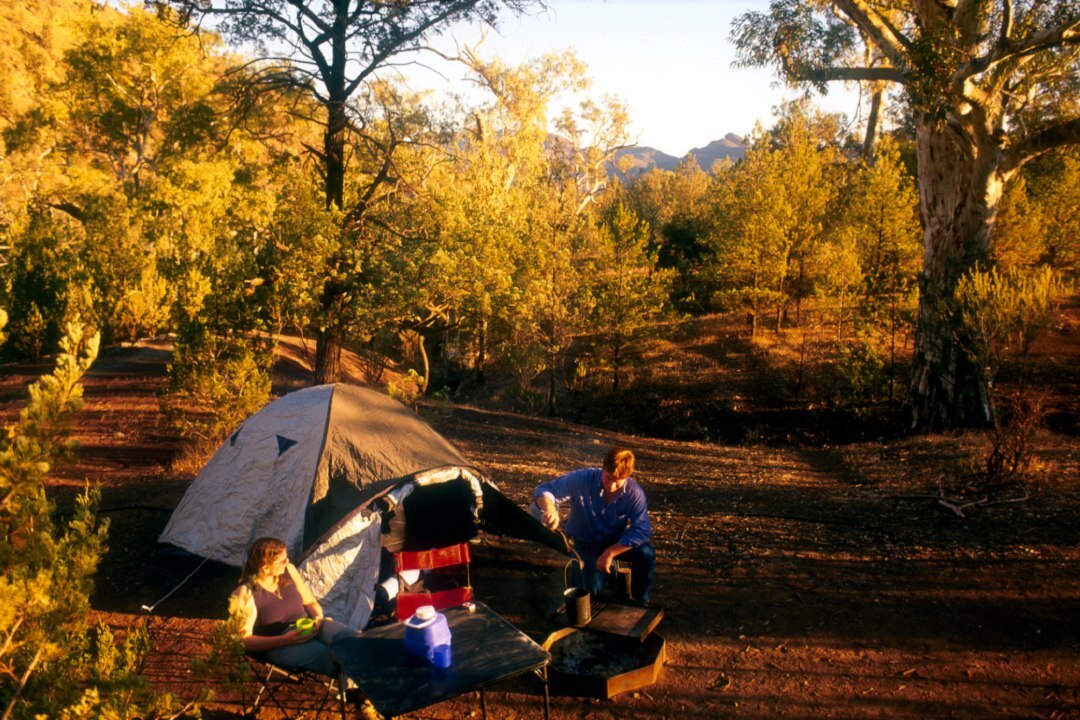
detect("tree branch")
(200, 2), (307, 45)
(832, 0), (913, 62)
(962, 17), (1080, 80)
(798, 65), (907, 84)
(283, 0), (332, 35)
(1, 646), (43, 720)
(45, 202), (86, 223)
(1002, 117), (1080, 173)
(999, 0), (1013, 48)
(342, 2), (477, 97)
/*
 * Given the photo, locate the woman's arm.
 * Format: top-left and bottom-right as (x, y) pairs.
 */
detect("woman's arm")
(287, 563), (325, 626)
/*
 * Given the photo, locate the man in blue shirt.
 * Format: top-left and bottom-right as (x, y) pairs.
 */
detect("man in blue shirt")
(533, 448), (655, 604)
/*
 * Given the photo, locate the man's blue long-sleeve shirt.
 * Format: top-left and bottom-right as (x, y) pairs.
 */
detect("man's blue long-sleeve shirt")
(534, 468), (651, 548)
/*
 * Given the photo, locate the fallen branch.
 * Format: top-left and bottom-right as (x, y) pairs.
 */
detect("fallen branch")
(939, 496), (987, 518)
(893, 492), (1030, 518)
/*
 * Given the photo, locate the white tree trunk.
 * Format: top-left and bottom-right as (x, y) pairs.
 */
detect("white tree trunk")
(908, 119), (1012, 429)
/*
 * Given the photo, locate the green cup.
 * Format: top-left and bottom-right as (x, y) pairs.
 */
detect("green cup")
(294, 617), (316, 636)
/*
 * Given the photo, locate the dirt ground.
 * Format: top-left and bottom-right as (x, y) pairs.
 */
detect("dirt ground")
(1, 332), (1078, 720)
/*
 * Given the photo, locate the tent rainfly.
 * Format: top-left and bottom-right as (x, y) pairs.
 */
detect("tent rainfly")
(159, 383), (558, 629)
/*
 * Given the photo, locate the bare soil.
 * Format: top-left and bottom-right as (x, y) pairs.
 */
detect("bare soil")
(1, 321), (1078, 720)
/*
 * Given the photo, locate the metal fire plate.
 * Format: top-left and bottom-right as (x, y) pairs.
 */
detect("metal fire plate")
(541, 627), (666, 699)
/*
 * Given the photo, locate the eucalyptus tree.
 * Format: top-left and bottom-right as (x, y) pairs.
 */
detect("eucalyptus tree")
(158, 0), (539, 384)
(733, 0), (1080, 429)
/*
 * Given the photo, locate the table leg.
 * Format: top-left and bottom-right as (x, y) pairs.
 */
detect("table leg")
(542, 666), (550, 720)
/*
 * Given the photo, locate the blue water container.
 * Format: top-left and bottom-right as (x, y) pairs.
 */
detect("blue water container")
(403, 605), (452, 664)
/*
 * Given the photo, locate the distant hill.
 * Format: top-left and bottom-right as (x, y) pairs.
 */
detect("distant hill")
(610, 133), (747, 180)
(685, 133), (747, 171)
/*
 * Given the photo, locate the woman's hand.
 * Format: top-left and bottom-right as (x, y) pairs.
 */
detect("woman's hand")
(281, 628), (313, 646)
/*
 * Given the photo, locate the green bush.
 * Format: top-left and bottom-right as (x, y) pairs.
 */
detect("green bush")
(189, 594), (250, 693)
(953, 266), (1068, 421)
(161, 324), (273, 449)
(385, 368), (425, 408)
(838, 332), (891, 408)
(1, 210), (83, 360)
(0, 317), (197, 718)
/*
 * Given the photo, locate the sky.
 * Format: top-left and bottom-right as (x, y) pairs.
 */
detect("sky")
(408, 0), (865, 157)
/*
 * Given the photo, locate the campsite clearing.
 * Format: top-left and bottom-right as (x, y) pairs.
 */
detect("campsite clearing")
(0, 338), (1078, 719)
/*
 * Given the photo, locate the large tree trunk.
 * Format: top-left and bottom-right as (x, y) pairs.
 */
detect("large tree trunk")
(862, 88), (883, 158)
(907, 120), (1009, 430)
(475, 315), (487, 384)
(324, 99), (347, 211)
(314, 326), (342, 385)
(313, 105), (347, 386)
(313, 20), (349, 385)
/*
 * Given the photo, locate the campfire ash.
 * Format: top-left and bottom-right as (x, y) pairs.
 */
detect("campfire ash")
(548, 631), (656, 677)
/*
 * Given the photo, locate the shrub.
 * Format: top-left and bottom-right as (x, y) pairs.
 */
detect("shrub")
(386, 368), (425, 408)
(161, 325), (273, 450)
(981, 392), (1047, 488)
(0, 317), (195, 718)
(953, 266), (1068, 421)
(189, 594), (250, 692)
(838, 332), (890, 409)
(1, 210), (82, 360)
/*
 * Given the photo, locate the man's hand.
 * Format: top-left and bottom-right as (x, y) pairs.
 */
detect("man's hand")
(537, 496), (559, 530)
(596, 544), (629, 574)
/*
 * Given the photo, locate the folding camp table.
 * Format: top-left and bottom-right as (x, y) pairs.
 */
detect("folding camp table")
(332, 601), (551, 719)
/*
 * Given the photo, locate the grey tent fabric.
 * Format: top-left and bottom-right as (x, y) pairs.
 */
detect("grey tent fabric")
(158, 384), (484, 626)
(159, 383), (567, 628)
(159, 384), (471, 564)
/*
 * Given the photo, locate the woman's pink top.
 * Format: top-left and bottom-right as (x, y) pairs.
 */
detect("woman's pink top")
(252, 580), (306, 636)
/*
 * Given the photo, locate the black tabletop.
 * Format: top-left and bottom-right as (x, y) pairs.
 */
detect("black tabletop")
(332, 602), (550, 717)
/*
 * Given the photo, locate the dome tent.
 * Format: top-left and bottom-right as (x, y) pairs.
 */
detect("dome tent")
(158, 383), (559, 629)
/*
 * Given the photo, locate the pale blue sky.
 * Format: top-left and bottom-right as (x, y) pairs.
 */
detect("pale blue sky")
(414, 0), (864, 156)
(121, 0), (865, 157)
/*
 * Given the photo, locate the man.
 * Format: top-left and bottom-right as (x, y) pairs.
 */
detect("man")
(532, 447), (655, 604)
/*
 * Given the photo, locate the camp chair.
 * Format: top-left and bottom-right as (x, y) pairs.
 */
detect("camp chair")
(242, 652), (348, 720)
(394, 542), (473, 621)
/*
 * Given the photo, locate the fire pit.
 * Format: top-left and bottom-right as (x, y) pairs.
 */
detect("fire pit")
(541, 627), (665, 698)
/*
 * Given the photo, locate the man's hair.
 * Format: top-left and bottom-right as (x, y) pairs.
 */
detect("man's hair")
(603, 448), (636, 480)
(241, 536), (291, 586)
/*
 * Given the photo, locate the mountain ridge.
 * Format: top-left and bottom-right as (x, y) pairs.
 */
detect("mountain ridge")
(611, 132), (747, 178)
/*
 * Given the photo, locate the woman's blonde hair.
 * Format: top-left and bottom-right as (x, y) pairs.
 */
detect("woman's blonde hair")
(603, 448), (636, 480)
(241, 537), (291, 587)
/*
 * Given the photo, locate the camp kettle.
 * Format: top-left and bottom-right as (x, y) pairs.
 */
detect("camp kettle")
(563, 556), (591, 627)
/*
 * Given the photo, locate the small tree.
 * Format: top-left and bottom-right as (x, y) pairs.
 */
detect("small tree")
(0, 323), (103, 719)
(952, 266), (1067, 420)
(0, 317), (184, 718)
(833, 138), (922, 407)
(589, 202), (673, 393)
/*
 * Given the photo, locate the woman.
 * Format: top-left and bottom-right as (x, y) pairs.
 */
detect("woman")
(232, 537), (355, 676)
